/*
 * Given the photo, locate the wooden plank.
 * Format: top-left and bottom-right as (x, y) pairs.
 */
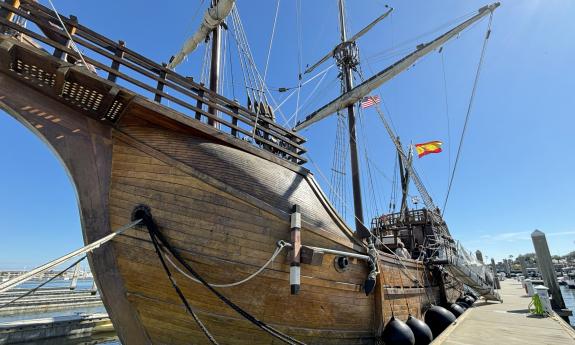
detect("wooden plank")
(0, 73), (151, 344)
(433, 280), (575, 345)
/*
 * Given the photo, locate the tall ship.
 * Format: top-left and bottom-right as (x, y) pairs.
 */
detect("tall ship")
(0, 1), (500, 344)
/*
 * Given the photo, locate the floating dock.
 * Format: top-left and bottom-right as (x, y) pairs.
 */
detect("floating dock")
(0, 288), (102, 315)
(433, 280), (575, 345)
(0, 313), (112, 344)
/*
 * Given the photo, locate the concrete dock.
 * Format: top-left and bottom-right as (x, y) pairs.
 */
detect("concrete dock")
(433, 280), (575, 345)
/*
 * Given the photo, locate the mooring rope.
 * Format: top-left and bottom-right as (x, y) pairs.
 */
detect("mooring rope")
(137, 208), (306, 345)
(0, 255), (86, 309)
(163, 240), (288, 288)
(0, 220), (141, 293)
(148, 225), (219, 344)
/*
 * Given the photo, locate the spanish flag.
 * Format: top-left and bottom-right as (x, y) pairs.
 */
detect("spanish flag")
(415, 141), (443, 158)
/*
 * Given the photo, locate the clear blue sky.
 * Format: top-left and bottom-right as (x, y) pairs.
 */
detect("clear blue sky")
(1, 0), (574, 269)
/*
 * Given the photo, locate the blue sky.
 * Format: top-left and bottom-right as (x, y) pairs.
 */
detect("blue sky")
(1, 0), (574, 269)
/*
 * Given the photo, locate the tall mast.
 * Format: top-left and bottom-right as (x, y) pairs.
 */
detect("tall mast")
(337, 0), (368, 237)
(208, 0), (222, 125)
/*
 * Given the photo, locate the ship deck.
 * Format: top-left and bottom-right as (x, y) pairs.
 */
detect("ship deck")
(433, 279), (575, 345)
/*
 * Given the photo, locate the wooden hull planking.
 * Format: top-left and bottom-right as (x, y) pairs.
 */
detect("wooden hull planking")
(0, 33), (462, 344)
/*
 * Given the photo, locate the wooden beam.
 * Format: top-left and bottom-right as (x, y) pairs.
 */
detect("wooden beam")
(373, 273), (386, 337)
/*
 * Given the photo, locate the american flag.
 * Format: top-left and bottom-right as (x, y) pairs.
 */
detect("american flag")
(360, 95), (381, 109)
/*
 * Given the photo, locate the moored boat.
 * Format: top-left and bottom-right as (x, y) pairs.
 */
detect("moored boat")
(0, 1), (500, 344)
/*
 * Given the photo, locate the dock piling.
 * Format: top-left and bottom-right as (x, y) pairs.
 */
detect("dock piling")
(90, 280), (98, 296)
(531, 229), (566, 310)
(490, 258), (501, 290)
(69, 263), (81, 290)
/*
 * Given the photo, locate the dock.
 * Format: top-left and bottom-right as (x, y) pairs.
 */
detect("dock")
(0, 313), (113, 344)
(0, 288), (102, 315)
(433, 280), (575, 345)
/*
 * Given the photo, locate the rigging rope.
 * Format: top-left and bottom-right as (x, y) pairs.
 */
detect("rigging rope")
(287, 67), (332, 124)
(47, 0), (90, 71)
(395, 256), (411, 313)
(0, 220), (141, 293)
(357, 105), (381, 218)
(200, 42), (211, 85)
(139, 211), (306, 345)
(227, 7), (294, 125)
(293, 0), (304, 127)
(164, 241), (288, 288)
(440, 50), (452, 191)
(442, 13), (494, 216)
(263, 0), (281, 83)
(0, 256), (86, 309)
(330, 109), (348, 217)
(226, 25), (237, 100)
(305, 151), (420, 284)
(364, 10), (478, 66)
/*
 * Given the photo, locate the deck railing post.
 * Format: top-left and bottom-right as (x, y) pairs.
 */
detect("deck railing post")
(195, 87), (205, 120)
(53, 15), (78, 61)
(0, 0), (20, 34)
(107, 40), (125, 83)
(0, 0), (308, 165)
(154, 63), (167, 103)
(230, 103), (239, 137)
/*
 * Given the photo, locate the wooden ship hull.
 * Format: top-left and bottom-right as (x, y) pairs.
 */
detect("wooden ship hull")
(0, 2), (464, 344)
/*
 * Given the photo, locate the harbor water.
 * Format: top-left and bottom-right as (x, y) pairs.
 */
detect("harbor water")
(560, 285), (575, 326)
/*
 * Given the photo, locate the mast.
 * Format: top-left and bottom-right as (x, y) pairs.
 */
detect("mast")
(398, 140), (411, 222)
(208, 0), (222, 125)
(295, 2), (500, 131)
(337, 0), (368, 238)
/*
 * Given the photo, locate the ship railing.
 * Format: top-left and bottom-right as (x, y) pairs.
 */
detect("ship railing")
(0, 0), (307, 164)
(371, 208), (429, 231)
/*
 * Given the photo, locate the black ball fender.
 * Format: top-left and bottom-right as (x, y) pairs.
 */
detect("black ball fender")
(406, 315), (434, 345)
(448, 303), (466, 317)
(424, 305), (456, 338)
(381, 316), (415, 345)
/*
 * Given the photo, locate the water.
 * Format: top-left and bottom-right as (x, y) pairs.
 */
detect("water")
(1, 279), (120, 344)
(560, 285), (575, 326)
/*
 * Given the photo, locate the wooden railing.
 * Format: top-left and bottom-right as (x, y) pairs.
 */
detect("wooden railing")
(371, 208), (429, 231)
(0, 0), (307, 164)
